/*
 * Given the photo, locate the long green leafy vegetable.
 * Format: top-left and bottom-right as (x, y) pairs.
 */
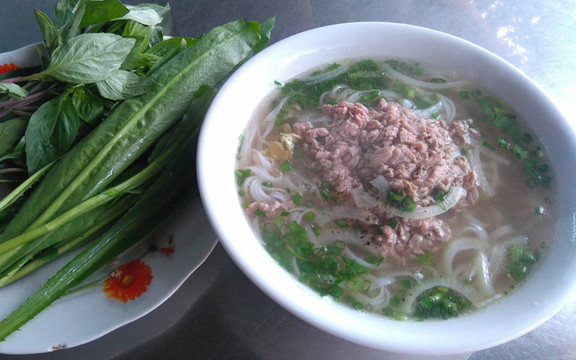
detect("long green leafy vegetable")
(0, 0), (273, 341)
(0, 85), (216, 341)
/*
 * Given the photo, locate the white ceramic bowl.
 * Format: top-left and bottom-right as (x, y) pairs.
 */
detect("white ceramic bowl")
(197, 22), (576, 355)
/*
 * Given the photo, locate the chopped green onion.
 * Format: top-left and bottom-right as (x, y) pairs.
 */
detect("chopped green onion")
(304, 211), (316, 221)
(235, 169), (251, 186)
(497, 138), (511, 149)
(482, 141), (496, 150)
(291, 192), (303, 206)
(534, 206), (544, 215)
(280, 160), (293, 172)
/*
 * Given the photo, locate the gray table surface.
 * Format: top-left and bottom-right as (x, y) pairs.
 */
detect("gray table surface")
(1, 1), (575, 359)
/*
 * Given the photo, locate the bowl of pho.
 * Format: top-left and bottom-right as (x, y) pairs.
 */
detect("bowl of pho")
(197, 22), (576, 355)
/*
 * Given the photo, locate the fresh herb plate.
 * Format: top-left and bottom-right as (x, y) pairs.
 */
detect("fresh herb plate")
(0, 44), (217, 355)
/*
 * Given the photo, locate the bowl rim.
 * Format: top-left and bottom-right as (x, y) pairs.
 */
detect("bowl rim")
(198, 21), (576, 355)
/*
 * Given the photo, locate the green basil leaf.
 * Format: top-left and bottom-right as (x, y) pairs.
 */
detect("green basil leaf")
(34, 9), (61, 55)
(0, 83), (29, 100)
(53, 0), (78, 29)
(145, 38), (194, 75)
(120, 4), (167, 26)
(71, 86), (105, 125)
(96, 70), (152, 100)
(25, 95), (81, 174)
(0, 118), (27, 157)
(42, 33), (136, 84)
(59, 0), (85, 41)
(80, 0), (129, 28)
(146, 37), (197, 57)
(120, 20), (154, 70)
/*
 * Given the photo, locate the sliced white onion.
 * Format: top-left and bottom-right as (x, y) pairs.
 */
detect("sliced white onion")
(471, 139), (511, 166)
(314, 206), (376, 226)
(467, 144), (496, 197)
(344, 89), (400, 103)
(369, 175), (389, 199)
(350, 186), (379, 208)
(441, 237), (488, 277)
(385, 187), (465, 219)
(411, 101), (443, 119)
(473, 251), (496, 297)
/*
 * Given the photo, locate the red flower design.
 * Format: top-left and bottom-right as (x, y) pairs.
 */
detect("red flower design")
(0, 62), (20, 75)
(103, 260), (153, 303)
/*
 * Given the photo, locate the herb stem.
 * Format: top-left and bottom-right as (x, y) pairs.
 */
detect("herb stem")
(0, 145), (172, 255)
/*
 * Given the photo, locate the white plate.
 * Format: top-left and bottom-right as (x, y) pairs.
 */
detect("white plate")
(0, 45), (217, 354)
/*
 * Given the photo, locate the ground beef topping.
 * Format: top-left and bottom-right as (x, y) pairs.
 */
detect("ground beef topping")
(292, 99), (479, 263)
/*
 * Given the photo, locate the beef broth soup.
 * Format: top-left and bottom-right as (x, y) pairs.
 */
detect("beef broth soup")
(235, 58), (558, 320)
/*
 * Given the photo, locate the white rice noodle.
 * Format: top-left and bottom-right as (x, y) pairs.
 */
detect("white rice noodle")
(253, 152), (314, 189)
(463, 212), (489, 228)
(283, 171), (316, 195)
(385, 187), (465, 219)
(343, 246), (381, 269)
(320, 85), (403, 105)
(498, 234), (529, 248)
(364, 274), (397, 288)
(441, 237), (488, 277)
(301, 64), (350, 85)
(490, 225), (515, 241)
(467, 144), (496, 197)
(249, 152), (277, 177)
(346, 282), (388, 308)
(263, 95), (291, 126)
(487, 235), (528, 278)
(287, 206), (317, 224)
(238, 121), (261, 164)
(382, 63), (470, 91)
(380, 269), (437, 282)
(454, 262), (474, 280)
(299, 110), (333, 125)
(333, 86), (358, 103)
(244, 177), (286, 203)
(290, 256), (302, 276)
(474, 293), (505, 309)
(487, 244), (507, 279)
(319, 85), (348, 105)
(457, 223), (490, 243)
(441, 236), (496, 298)
(436, 94), (456, 123)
